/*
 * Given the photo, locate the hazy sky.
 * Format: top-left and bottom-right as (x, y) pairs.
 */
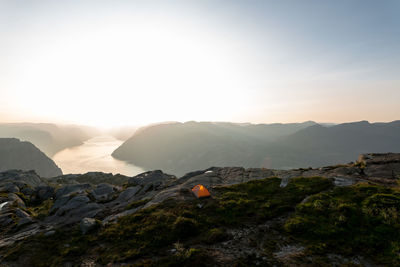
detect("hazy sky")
(1, 0), (399, 127)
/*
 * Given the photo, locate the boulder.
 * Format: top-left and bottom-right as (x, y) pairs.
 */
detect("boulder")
(17, 216), (33, 226)
(55, 184), (91, 199)
(50, 195), (70, 214)
(63, 203), (102, 224)
(358, 153), (400, 179)
(7, 193), (26, 209)
(80, 217), (98, 234)
(127, 170), (176, 187)
(20, 186), (34, 196)
(49, 195), (103, 225)
(333, 177), (357, 187)
(15, 208), (30, 219)
(0, 213), (14, 228)
(0, 170), (45, 188)
(55, 195), (90, 216)
(115, 186), (141, 203)
(91, 183), (117, 202)
(35, 186), (55, 201)
(44, 230), (56, 237)
(0, 201), (9, 211)
(0, 182), (19, 193)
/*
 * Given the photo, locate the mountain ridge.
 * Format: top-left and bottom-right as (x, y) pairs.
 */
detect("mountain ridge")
(112, 120), (400, 175)
(0, 138), (62, 178)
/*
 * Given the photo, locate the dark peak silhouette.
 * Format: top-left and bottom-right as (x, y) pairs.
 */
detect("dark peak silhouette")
(0, 138), (62, 177)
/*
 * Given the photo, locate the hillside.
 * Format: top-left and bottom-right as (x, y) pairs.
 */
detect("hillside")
(112, 120), (400, 176)
(0, 153), (399, 266)
(262, 120), (400, 169)
(0, 138), (62, 177)
(112, 121), (317, 176)
(0, 123), (99, 156)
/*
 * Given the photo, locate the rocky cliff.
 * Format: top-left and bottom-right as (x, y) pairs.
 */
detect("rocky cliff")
(0, 153), (399, 266)
(0, 138), (62, 178)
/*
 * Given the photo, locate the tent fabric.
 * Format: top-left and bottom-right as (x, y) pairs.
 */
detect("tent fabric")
(191, 184), (211, 198)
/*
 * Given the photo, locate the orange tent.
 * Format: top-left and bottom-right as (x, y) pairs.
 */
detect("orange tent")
(191, 184), (211, 198)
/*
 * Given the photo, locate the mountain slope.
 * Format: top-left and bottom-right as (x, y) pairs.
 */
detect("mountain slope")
(112, 121), (400, 176)
(0, 138), (62, 177)
(266, 120), (400, 168)
(112, 121), (317, 175)
(0, 123), (99, 156)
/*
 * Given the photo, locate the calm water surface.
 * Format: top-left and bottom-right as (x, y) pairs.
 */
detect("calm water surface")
(53, 135), (145, 176)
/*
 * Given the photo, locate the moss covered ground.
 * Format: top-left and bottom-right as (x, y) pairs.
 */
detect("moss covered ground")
(1, 177), (399, 266)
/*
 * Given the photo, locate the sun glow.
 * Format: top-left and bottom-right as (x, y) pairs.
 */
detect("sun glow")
(5, 14), (251, 128)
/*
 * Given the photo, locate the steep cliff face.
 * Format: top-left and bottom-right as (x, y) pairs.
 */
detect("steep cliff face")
(0, 138), (62, 178)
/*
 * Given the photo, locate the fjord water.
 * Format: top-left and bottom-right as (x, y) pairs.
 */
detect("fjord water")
(53, 135), (145, 176)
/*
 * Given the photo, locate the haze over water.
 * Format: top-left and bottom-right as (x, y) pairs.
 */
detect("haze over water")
(53, 135), (145, 176)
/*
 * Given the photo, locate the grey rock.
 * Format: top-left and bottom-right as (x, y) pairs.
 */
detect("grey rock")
(35, 185), (55, 200)
(93, 183), (114, 196)
(115, 186), (141, 203)
(80, 217), (98, 234)
(141, 183), (153, 194)
(50, 195), (70, 213)
(47, 192), (103, 225)
(0, 182), (19, 193)
(0, 201), (10, 211)
(55, 184), (91, 199)
(91, 183), (117, 202)
(280, 178), (289, 188)
(358, 153), (400, 179)
(333, 177), (357, 187)
(127, 170), (176, 187)
(17, 216), (33, 226)
(15, 208), (30, 218)
(8, 193), (26, 209)
(65, 203), (102, 223)
(103, 207), (139, 224)
(0, 213), (14, 227)
(0, 170), (45, 188)
(48, 172), (130, 186)
(21, 186), (34, 196)
(55, 195), (90, 216)
(44, 230), (56, 236)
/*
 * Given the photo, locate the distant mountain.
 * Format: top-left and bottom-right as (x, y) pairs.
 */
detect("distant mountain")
(106, 126), (139, 141)
(112, 121), (400, 176)
(265, 120), (400, 169)
(0, 138), (62, 177)
(0, 123), (99, 156)
(111, 121), (317, 176)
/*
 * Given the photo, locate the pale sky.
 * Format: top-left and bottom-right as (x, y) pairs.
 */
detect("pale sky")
(1, 0), (399, 128)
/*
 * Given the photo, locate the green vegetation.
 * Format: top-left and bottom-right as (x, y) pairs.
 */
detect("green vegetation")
(27, 199), (54, 220)
(125, 198), (151, 210)
(212, 177), (332, 225)
(285, 183), (400, 265)
(3, 177), (400, 266)
(1, 177), (332, 266)
(202, 228), (230, 244)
